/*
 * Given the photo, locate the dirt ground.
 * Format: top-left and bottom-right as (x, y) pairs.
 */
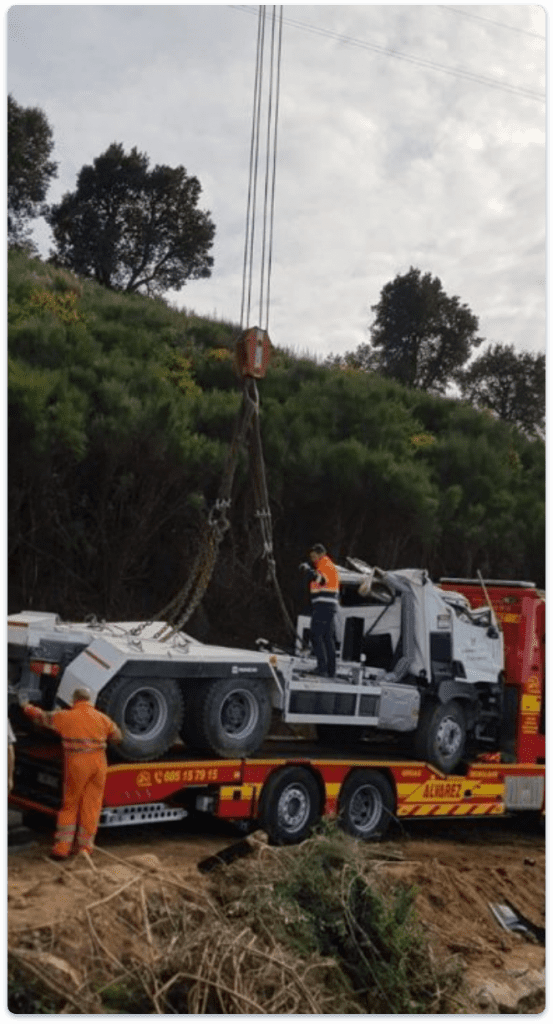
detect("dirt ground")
(8, 812), (545, 1013)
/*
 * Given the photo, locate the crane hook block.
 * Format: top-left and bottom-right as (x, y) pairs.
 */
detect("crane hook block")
(235, 326), (271, 379)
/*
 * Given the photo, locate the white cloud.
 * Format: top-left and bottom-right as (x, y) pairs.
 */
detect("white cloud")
(8, 4), (546, 359)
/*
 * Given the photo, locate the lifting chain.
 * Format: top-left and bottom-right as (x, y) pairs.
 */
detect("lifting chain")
(131, 9), (291, 642)
(133, 374), (294, 641)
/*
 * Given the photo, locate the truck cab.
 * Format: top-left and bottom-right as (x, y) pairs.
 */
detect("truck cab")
(290, 561), (506, 771)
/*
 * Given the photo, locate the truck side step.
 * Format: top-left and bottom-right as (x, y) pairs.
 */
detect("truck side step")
(99, 803), (188, 827)
(286, 673), (381, 724)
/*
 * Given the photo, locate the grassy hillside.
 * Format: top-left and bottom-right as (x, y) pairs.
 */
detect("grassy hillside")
(8, 250), (545, 644)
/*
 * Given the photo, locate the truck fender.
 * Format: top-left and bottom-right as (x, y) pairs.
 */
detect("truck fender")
(56, 638), (128, 706)
(437, 679), (479, 707)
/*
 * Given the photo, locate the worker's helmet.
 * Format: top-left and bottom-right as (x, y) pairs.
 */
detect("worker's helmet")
(310, 543), (326, 556)
(72, 687), (91, 703)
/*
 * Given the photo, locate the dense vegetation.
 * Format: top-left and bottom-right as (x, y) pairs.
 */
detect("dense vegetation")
(8, 250), (544, 646)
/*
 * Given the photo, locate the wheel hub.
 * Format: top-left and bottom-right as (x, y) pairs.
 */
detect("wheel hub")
(350, 785), (382, 834)
(278, 785), (310, 832)
(436, 716), (463, 755)
(123, 688), (166, 738)
(221, 689), (259, 739)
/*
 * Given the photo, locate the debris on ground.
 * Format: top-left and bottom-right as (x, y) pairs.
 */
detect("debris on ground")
(7, 817), (545, 1014)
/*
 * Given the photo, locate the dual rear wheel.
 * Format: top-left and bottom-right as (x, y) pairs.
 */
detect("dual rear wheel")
(183, 676), (272, 759)
(99, 674), (272, 761)
(258, 765), (394, 844)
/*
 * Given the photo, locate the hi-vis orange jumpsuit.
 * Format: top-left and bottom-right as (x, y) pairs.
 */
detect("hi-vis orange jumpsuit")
(24, 698), (122, 857)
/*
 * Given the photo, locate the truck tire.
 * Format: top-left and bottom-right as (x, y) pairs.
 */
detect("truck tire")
(413, 699), (466, 774)
(97, 676), (184, 762)
(192, 676), (272, 758)
(259, 766), (321, 845)
(338, 769), (394, 840)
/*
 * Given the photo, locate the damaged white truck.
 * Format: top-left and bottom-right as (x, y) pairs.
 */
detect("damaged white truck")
(8, 560), (504, 773)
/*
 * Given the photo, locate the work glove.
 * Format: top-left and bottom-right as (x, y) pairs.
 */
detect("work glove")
(299, 562), (311, 573)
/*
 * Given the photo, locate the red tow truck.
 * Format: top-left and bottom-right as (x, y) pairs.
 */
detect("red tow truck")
(9, 579), (545, 845)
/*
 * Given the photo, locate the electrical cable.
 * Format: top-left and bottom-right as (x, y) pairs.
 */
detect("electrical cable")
(231, 5), (544, 103)
(439, 5), (545, 40)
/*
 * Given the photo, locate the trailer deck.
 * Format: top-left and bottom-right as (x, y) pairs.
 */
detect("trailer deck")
(10, 734), (545, 845)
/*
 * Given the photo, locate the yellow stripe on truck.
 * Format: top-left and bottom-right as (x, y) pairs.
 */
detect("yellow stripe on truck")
(219, 785), (257, 803)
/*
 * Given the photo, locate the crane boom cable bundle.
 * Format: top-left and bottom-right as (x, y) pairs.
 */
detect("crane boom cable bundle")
(148, 6), (292, 640)
(240, 5), (283, 332)
(265, 8), (283, 328)
(240, 6), (265, 330)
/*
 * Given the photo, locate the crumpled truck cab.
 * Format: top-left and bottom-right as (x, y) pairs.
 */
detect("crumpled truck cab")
(292, 559), (505, 772)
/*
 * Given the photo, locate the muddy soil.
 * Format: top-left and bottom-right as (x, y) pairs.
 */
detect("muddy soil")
(8, 812), (545, 1013)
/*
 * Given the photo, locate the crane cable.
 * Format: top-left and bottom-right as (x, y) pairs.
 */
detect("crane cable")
(240, 5), (283, 333)
(147, 6), (293, 641)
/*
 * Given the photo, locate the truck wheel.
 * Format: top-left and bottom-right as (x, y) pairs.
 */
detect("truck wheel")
(192, 677), (272, 758)
(338, 770), (394, 840)
(97, 677), (184, 762)
(413, 699), (466, 774)
(259, 766), (321, 845)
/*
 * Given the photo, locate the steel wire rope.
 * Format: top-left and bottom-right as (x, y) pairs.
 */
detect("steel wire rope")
(243, 5), (266, 330)
(258, 6), (278, 329)
(264, 5), (283, 332)
(139, 6), (291, 639)
(235, 5), (295, 637)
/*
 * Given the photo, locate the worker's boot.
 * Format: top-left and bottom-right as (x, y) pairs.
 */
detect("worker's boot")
(50, 845), (70, 860)
(52, 822), (76, 858)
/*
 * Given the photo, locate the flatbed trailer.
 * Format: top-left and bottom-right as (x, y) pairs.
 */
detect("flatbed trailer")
(9, 578), (545, 845)
(9, 737), (545, 845)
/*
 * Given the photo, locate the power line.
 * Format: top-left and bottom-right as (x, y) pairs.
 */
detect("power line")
(439, 5), (545, 40)
(231, 6), (544, 103)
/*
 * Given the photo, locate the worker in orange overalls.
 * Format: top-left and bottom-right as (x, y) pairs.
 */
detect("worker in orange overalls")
(300, 543), (340, 678)
(22, 687), (122, 860)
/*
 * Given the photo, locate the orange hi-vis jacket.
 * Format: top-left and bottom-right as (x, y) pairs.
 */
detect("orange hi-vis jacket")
(309, 554), (340, 604)
(24, 699), (121, 857)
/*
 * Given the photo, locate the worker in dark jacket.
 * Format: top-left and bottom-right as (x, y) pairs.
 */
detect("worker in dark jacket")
(300, 543), (340, 677)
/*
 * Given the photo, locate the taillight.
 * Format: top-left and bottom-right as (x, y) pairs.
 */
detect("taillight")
(29, 661), (61, 677)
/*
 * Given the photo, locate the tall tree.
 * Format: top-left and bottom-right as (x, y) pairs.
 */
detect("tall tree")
(368, 267), (483, 393)
(8, 95), (57, 248)
(456, 343), (545, 437)
(48, 143), (215, 295)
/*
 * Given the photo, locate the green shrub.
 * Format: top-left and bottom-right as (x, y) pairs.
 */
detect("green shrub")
(213, 826), (462, 1014)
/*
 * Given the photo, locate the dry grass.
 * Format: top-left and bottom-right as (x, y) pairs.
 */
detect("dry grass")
(8, 829), (463, 1014)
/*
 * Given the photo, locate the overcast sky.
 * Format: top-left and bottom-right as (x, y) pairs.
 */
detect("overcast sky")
(7, 4), (546, 361)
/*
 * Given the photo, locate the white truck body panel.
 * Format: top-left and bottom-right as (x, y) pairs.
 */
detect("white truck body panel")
(7, 560), (504, 768)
